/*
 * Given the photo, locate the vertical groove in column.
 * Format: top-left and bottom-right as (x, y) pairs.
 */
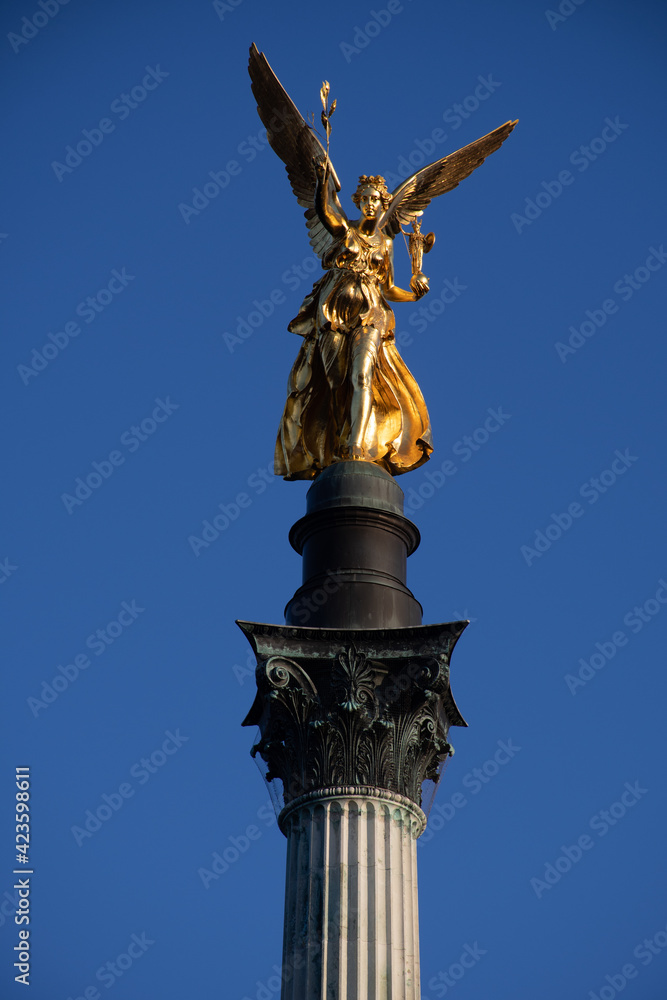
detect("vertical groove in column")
(346, 799), (358, 1000)
(374, 801), (389, 1000)
(321, 800), (331, 999)
(408, 810), (418, 999)
(359, 799), (371, 999)
(383, 802), (393, 999)
(410, 817), (420, 1000)
(310, 803), (325, 998)
(300, 807), (313, 1000)
(325, 799), (342, 998)
(286, 811), (299, 1000)
(292, 810), (304, 1000)
(284, 809), (297, 1000)
(280, 813), (293, 1000)
(403, 812), (416, 1000)
(397, 810), (407, 1000)
(390, 806), (405, 998)
(338, 799), (350, 1000)
(402, 817), (411, 998)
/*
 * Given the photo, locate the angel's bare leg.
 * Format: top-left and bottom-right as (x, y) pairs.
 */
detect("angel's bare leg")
(319, 329), (349, 459)
(348, 325), (381, 458)
(319, 330), (347, 389)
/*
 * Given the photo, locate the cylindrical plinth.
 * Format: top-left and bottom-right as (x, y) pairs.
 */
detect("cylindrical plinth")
(278, 787), (425, 1000)
(285, 462), (422, 629)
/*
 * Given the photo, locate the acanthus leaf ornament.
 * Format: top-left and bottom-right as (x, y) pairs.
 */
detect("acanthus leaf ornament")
(240, 622), (468, 808)
(331, 646), (376, 713)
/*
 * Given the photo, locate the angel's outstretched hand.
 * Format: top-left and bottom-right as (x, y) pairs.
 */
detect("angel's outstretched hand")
(410, 272), (430, 300)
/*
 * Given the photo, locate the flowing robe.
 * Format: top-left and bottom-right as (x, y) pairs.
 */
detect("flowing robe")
(275, 226), (433, 480)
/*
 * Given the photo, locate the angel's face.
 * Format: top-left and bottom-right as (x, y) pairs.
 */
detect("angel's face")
(359, 187), (382, 219)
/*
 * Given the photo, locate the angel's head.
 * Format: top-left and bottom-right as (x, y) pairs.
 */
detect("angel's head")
(352, 175), (391, 218)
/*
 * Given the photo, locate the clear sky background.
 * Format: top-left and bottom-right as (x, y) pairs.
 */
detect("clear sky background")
(2, 0), (666, 997)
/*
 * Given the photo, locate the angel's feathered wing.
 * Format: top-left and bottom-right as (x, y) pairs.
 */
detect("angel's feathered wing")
(378, 120), (518, 237)
(248, 43), (345, 258)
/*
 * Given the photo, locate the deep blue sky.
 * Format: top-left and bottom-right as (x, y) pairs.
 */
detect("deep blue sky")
(2, 1), (666, 997)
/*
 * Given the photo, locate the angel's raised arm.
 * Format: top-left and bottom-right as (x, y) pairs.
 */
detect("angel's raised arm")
(314, 160), (347, 238)
(248, 44), (349, 258)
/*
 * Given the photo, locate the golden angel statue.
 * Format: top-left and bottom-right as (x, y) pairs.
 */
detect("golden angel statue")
(248, 44), (516, 480)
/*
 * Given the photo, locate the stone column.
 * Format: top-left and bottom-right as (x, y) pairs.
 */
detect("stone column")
(240, 621), (466, 1000)
(279, 788), (424, 1000)
(240, 462), (467, 1000)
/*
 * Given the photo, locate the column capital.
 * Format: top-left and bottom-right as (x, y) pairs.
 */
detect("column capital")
(240, 620), (467, 811)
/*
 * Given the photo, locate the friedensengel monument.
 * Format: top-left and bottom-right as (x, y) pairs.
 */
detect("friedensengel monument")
(239, 44), (516, 999)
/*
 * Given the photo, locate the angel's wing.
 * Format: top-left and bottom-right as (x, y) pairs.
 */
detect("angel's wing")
(377, 120), (518, 238)
(248, 44), (345, 258)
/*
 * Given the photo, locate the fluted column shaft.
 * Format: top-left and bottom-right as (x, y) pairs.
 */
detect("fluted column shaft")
(278, 788), (425, 1000)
